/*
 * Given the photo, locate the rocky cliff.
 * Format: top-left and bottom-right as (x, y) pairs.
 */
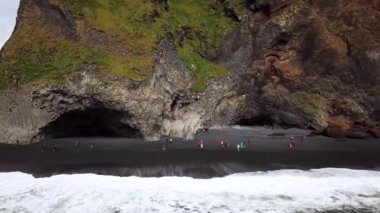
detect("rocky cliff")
(1, 0), (380, 144)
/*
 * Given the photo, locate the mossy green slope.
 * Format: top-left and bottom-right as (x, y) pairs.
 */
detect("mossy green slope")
(1, 0), (246, 91)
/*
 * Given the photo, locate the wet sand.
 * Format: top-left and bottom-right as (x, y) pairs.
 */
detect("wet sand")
(0, 127), (380, 178)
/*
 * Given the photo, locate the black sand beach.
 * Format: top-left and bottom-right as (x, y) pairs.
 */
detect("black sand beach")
(1, 127), (380, 178)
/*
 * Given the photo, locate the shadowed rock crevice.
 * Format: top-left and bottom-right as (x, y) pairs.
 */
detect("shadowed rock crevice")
(236, 115), (275, 127)
(235, 113), (297, 129)
(39, 108), (141, 139)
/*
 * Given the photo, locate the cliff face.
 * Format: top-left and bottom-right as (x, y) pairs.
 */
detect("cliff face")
(1, 0), (380, 144)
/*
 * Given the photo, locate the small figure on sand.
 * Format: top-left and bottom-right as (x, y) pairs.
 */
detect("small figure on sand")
(41, 143), (47, 152)
(240, 141), (246, 150)
(237, 144), (240, 152)
(52, 144), (58, 152)
(162, 144), (166, 152)
(220, 140), (225, 151)
(90, 142), (95, 150)
(289, 136), (295, 149)
(165, 138), (173, 145)
(301, 135), (306, 144)
(197, 139), (204, 149)
(225, 140), (230, 149)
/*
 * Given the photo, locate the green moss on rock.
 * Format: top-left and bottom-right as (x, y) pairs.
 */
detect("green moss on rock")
(0, 25), (106, 87)
(178, 43), (228, 92)
(1, 0), (246, 90)
(64, 0), (238, 87)
(322, 20), (354, 39)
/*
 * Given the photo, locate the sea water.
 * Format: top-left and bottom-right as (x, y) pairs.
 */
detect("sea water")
(0, 168), (380, 212)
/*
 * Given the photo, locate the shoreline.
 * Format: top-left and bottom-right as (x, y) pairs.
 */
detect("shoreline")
(0, 125), (374, 146)
(0, 127), (379, 178)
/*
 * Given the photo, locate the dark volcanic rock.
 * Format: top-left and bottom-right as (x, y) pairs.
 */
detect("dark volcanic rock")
(375, 0), (380, 11)
(369, 128), (380, 138)
(347, 131), (373, 139)
(326, 116), (352, 138)
(1, 0), (380, 144)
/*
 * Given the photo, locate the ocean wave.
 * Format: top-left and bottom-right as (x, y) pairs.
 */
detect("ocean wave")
(0, 168), (380, 212)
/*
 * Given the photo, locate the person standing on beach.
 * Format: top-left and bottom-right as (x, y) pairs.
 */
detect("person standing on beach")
(220, 140), (225, 151)
(166, 138), (173, 144)
(237, 144), (240, 152)
(301, 135), (306, 144)
(289, 136), (295, 149)
(52, 144), (58, 152)
(197, 139), (204, 149)
(240, 141), (246, 150)
(41, 143), (47, 152)
(90, 142), (95, 150)
(225, 140), (230, 150)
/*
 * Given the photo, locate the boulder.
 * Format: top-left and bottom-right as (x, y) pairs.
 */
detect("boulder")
(369, 128), (380, 138)
(347, 131), (372, 139)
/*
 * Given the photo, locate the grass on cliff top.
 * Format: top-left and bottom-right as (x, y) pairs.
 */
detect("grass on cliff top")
(0, 24), (107, 88)
(67, 0), (236, 53)
(63, 0), (238, 91)
(1, 0), (243, 90)
(106, 55), (154, 81)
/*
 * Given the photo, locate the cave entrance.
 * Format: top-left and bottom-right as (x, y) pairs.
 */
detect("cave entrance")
(41, 108), (141, 139)
(235, 114), (301, 129)
(235, 114), (278, 127)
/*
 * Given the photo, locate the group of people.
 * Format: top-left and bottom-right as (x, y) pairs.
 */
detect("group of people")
(75, 141), (96, 150)
(161, 134), (306, 152)
(41, 141), (95, 152)
(41, 143), (58, 152)
(216, 139), (249, 152)
(236, 141), (247, 152)
(161, 138), (249, 152)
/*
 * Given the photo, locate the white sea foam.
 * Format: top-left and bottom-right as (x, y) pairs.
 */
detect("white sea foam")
(1, 168), (380, 212)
